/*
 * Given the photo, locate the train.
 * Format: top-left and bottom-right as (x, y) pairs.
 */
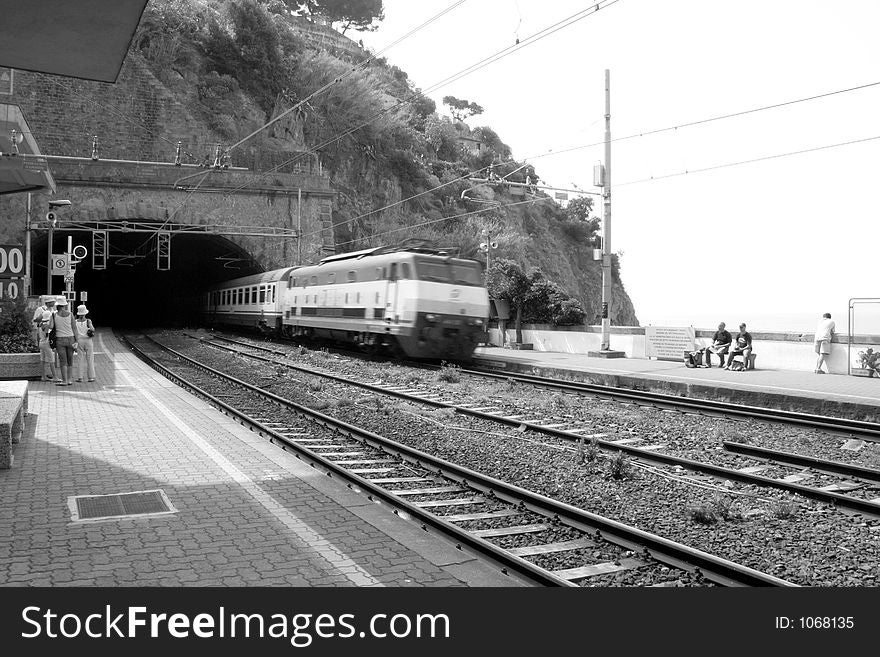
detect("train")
(200, 245), (490, 360)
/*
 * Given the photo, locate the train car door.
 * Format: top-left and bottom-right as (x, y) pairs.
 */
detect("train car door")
(385, 262), (400, 323)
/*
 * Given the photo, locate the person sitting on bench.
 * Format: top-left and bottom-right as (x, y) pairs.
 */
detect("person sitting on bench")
(705, 322), (732, 368)
(725, 323), (753, 370)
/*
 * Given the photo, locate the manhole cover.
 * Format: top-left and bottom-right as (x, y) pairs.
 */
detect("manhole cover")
(69, 490), (176, 522)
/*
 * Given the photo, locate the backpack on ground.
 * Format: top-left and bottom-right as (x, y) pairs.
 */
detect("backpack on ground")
(729, 359), (745, 371)
(683, 348), (705, 368)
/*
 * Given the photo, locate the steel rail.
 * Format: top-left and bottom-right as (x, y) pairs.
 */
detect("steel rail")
(461, 365), (880, 442)
(165, 333), (798, 586)
(118, 332), (567, 587)
(205, 331), (880, 442)
(190, 334), (880, 518)
(723, 441), (880, 484)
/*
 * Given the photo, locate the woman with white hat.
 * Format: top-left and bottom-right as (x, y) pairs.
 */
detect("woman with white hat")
(48, 298), (78, 386)
(74, 304), (96, 382)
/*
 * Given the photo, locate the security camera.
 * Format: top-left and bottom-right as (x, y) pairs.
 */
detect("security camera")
(48, 200), (72, 208)
(46, 211), (57, 222)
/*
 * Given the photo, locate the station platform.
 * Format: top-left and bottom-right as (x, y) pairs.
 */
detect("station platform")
(474, 347), (880, 422)
(0, 332), (518, 587)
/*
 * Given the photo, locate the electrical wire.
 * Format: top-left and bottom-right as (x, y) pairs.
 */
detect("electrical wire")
(333, 196), (551, 250)
(224, 0), (469, 156)
(295, 63), (879, 248)
(615, 134), (880, 187)
(533, 79), (880, 160)
(252, 1), (623, 242)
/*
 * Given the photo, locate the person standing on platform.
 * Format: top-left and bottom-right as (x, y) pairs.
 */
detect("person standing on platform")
(37, 311), (59, 382)
(32, 296), (55, 345)
(814, 312), (835, 374)
(705, 322), (732, 368)
(74, 304), (96, 382)
(49, 298), (78, 386)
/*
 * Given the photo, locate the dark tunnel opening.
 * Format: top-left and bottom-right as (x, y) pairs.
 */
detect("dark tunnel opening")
(30, 228), (263, 327)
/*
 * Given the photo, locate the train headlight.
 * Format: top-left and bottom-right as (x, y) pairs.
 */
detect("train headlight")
(468, 318), (484, 326)
(425, 314), (439, 322)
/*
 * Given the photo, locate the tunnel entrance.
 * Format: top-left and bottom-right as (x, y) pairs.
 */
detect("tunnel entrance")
(30, 226), (263, 327)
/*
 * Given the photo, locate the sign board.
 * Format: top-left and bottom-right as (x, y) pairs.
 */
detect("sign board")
(0, 280), (20, 300)
(0, 245), (24, 277)
(63, 274), (75, 284)
(645, 326), (695, 360)
(51, 254), (68, 275)
(80, 291), (88, 302)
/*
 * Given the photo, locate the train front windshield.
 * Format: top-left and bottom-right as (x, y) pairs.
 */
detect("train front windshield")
(415, 259), (483, 286)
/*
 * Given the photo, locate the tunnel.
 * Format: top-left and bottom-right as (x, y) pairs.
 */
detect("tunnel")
(30, 225), (263, 327)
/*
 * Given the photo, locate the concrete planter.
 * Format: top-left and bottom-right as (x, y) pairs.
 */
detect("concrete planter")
(0, 353), (42, 380)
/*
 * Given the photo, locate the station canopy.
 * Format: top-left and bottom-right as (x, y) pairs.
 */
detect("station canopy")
(0, 104), (55, 195)
(0, 0), (148, 83)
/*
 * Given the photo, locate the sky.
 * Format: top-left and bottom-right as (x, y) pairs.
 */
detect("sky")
(357, 0), (880, 333)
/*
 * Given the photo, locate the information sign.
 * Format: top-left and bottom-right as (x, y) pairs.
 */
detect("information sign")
(0, 245), (24, 277)
(51, 254), (68, 275)
(645, 326), (695, 360)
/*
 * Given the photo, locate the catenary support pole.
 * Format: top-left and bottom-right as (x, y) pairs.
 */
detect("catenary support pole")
(601, 68), (612, 351)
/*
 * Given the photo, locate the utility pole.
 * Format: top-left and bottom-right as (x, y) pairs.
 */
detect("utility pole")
(588, 69), (625, 359)
(601, 68), (612, 351)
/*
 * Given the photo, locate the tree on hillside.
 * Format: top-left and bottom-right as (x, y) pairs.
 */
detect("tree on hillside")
(442, 95), (484, 122)
(523, 279), (587, 326)
(563, 195), (601, 245)
(284, 0), (384, 33)
(488, 258), (538, 344)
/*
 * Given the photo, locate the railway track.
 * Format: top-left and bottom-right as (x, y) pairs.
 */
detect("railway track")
(191, 332), (880, 518)
(120, 331), (796, 587)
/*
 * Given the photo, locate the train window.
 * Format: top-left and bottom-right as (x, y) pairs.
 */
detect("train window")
(310, 276), (318, 286)
(251, 286), (258, 303)
(294, 296), (297, 305)
(244, 288), (251, 305)
(401, 263), (411, 279)
(347, 270), (357, 282)
(415, 260), (450, 283)
(375, 267), (382, 280)
(238, 288), (243, 305)
(271, 286), (275, 303)
(259, 286), (266, 304)
(345, 293), (349, 304)
(389, 263), (398, 281)
(450, 262), (482, 285)
(356, 292), (361, 304)
(375, 292), (379, 304)
(327, 272), (336, 284)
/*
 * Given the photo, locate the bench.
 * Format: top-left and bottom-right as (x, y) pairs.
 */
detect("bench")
(0, 381), (28, 469)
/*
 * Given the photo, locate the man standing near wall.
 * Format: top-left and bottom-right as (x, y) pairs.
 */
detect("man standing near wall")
(814, 312), (835, 374)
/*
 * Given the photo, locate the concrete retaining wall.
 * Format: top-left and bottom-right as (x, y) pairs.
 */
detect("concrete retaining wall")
(489, 325), (878, 374)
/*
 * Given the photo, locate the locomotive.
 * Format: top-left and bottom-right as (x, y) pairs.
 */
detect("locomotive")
(201, 245), (489, 360)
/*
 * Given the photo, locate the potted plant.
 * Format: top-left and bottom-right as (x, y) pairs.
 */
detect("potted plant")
(0, 297), (41, 380)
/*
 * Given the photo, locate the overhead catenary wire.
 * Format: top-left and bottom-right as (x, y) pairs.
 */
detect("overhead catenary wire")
(223, 0), (470, 157)
(332, 196), (551, 250)
(293, 74), (880, 248)
(616, 134), (880, 187)
(533, 79), (880, 160)
(253, 1), (623, 244)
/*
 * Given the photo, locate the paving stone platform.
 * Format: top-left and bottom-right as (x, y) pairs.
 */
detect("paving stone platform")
(0, 332), (522, 587)
(475, 347), (880, 422)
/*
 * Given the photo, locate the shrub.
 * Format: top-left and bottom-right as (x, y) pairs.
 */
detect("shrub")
(436, 362), (461, 384)
(0, 298), (37, 354)
(606, 451), (630, 480)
